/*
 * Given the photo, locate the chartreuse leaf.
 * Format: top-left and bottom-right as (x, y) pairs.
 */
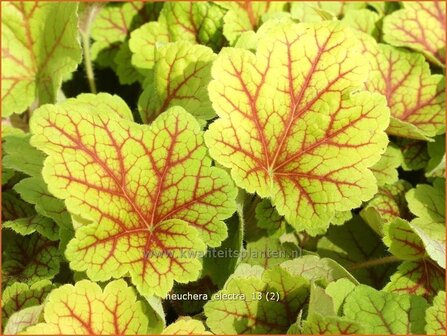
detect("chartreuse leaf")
(23, 279), (151, 335)
(129, 2), (225, 75)
(204, 265), (309, 334)
(2, 280), (54, 326)
(325, 278), (356, 315)
(291, 2), (367, 22)
(281, 255), (359, 286)
(138, 41), (216, 124)
(366, 44), (445, 140)
(317, 217), (393, 287)
(90, 2), (144, 68)
(30, 100), (237, 297)
(406, 180), (446, 268)
(361, 180), (411, 235)
(1, 2), (81, 116)
(383, 218), (426, 260)
(220, 1), (288, 45)
(370, 144), (403, 187)
(205, 21), (389, 235)
(4, 305), (43, 335)
(341, 9), (379, 38)
(2, 231), (60, 286)
(426, 135), (446, 178)
(425, 291), (446, 335)
(162, 318), (211, 335)
(384, 259), (444, 298)
(383, 2), (446, 66)
(343, 285), (428, 334)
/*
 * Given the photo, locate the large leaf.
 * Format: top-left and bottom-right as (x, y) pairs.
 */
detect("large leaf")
(365, 44), (445, 140)
(1, 2), (82, 116)
(383, 2), (446, 66)
(205, 21), (389, 235)
(204, 266), (309, 334)
(138, 41), (216, 123)
(30, 99), (237, 297)
(343, 285), (428, 334)
(23, 280), (151, 335)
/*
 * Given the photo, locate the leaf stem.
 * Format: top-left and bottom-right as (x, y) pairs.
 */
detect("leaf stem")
(348, 255), (401, 270)
(81, 32), (96, 94)
(79, 4), (101, 94)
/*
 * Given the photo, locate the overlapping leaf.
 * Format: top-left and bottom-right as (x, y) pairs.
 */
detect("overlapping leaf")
(1, 2), (82, 116)
(317, 217), (394, 287)
(205, 21), (389, 235)
(370, 144), (403, 187)
(384, 260), (444, 298)
(30, 98), (237, 297)
(365, 44), (445, 140)
(425, 291), (446, 335)
(23, 280), (150, 335)
(2, 231), (60, 286)
(220, 1), (288, 45)
(383, 2), (446, 66)
(129, 2), (225, 75)
(406, 180), (446, 268)
(4, 305), (44, 335)
(291, 2), (366, 22)
(3, 214), (58, 241)
(361, 180), (411, 235)
(2, 280), (54, 326)
(162, 318), (211, 335)
(204, 265), (309, 334)
(138, 41), (216, 123)
(426, 135), (446, 177)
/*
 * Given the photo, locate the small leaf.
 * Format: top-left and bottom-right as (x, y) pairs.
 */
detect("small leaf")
(204, 266), (309, 334)
(138, 41), (216, 123)
(2, 280), (54, 326)
(2, 231), (60, 286)
(1, 191), (35, 222)
(30, 99), (237, 297)
(398, 139), (429, 171)
(221, 1), (288, 44)
(23, 279), (150, 335)
(384, 260), (444, 299)
(129, 2), (225, 74)
(425, 291), (446, 335)
(343, 285), (428, 334)
(325, 278), (356, 315)
(383, 218), (425, 261)
(383, 2), (446, 65)
(1, 2), (82, 116)
(360, 180), (411, 235)
(205, 22), (389, 235)
(342, 9), (380, 38)
(291, 2), (366, 22)
(406, 180), (446, 268)
(4, 305), (43, 335)
(162, 318), (211, 335)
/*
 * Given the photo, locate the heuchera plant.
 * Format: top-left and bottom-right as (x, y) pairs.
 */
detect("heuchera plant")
(1, 1), (445, 335)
